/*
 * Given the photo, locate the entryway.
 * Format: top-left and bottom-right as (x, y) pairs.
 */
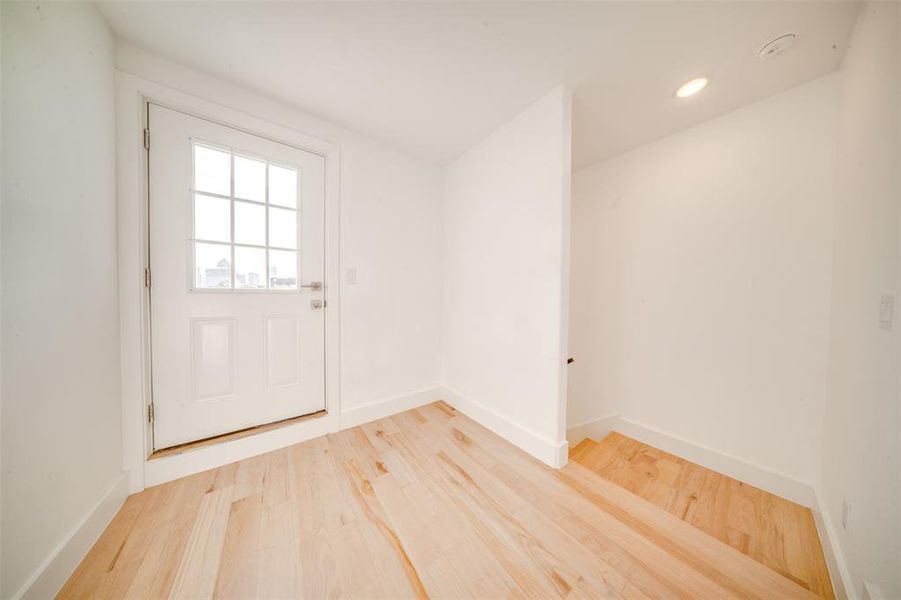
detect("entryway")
(148, 104), (328, 450)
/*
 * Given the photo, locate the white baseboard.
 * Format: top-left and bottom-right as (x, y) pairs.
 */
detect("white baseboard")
(567, 414), (857, 600)
(14, 472), (129, 600)
(566, 413), (621, 447)
(340, 386), (443, 429)
(144, 411), (338, 487)
(812, 486), (856, 600)
(568, 414), (814, 507)
(620, 416), (818, 506)
(442, 386), (568, 468)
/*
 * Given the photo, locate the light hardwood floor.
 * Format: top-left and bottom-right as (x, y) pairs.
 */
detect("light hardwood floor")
(60, 402), (825, 599)
(570, 433), (834, 600)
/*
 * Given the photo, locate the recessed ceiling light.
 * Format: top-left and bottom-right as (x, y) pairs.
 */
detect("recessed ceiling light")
(676, 77), (708, 98)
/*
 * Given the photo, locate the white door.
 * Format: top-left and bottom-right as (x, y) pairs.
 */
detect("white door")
(148, 103), (326, 449)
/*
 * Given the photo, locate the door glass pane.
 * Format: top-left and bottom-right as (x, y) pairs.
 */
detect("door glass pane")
(195, 242), (231, 289)
(269, 207), (297, 249)
(234, 155), (265, 202)
(269, 249), (297, 290)
(234, 201), (265, 246)
(194, 194), (230, 243)
(269, 164), (298, 208)
(234, 246), (266, 289)
(193, 145), (230, 196)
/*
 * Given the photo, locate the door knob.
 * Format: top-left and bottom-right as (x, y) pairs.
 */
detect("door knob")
(301, 281), (322, 291)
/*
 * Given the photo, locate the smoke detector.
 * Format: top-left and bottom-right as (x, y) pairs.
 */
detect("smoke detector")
(757, 33), (797, 60)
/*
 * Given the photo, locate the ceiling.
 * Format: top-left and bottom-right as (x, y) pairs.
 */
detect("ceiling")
(97, 1), (861, 169)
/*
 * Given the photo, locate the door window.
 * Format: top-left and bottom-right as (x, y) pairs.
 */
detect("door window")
(191, 142), (300, 291)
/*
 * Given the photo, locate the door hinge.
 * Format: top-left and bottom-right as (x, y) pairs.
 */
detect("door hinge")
(143, 128), (150, 151)
(144, 267), (152, 288)
(147, 403), (155, 423)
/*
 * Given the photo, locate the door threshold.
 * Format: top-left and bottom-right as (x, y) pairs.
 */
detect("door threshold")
(150, 410), (328, 460)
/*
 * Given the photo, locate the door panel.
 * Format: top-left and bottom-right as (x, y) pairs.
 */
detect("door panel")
(149, 103), (326, 449)
(265, 315), (301, 389)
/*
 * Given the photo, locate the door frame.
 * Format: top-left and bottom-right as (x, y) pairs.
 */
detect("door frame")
(117, 71), (341, 492)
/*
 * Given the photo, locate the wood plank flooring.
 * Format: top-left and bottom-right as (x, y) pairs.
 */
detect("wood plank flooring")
(570, 432), (834, 600)
(60, 402), (825, 599)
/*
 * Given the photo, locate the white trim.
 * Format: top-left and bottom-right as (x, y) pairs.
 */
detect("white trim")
(145, 412), (337, 487)
(116, 70), (342, 493)
(116, 70), (153, 493)
(566, 413), (621, 447)
(555, 86), (574, 444)
(568, 414), (815, 506)
(615, 416), (817, 506)
(812, 486), (856, 600)
(13, 473), (129, 600)
(442, 386), (569, 468)
(146, 385), (443, 486)
(340, 387), (443, 429)
(567, 415), (857, 600)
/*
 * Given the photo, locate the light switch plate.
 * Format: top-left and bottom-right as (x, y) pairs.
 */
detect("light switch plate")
(345, 268), (357, 285)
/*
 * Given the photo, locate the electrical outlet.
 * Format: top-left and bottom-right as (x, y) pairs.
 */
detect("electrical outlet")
(879, 293), (894, 331)
(841, 499), (850, 530)
(862, 580), (887, 600)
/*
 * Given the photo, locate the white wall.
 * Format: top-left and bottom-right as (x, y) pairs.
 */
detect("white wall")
(819, 3), (900, 598)
(569, 75), (838, 482)
(1, 4), (123, 598)
(114, 43), (444, 423)
(339, 142), (444, 410)
(443, 86), (572, 465)
(1, 6), (5, 596)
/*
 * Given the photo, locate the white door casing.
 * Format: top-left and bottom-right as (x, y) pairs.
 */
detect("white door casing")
(149, 103), (327, 449)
